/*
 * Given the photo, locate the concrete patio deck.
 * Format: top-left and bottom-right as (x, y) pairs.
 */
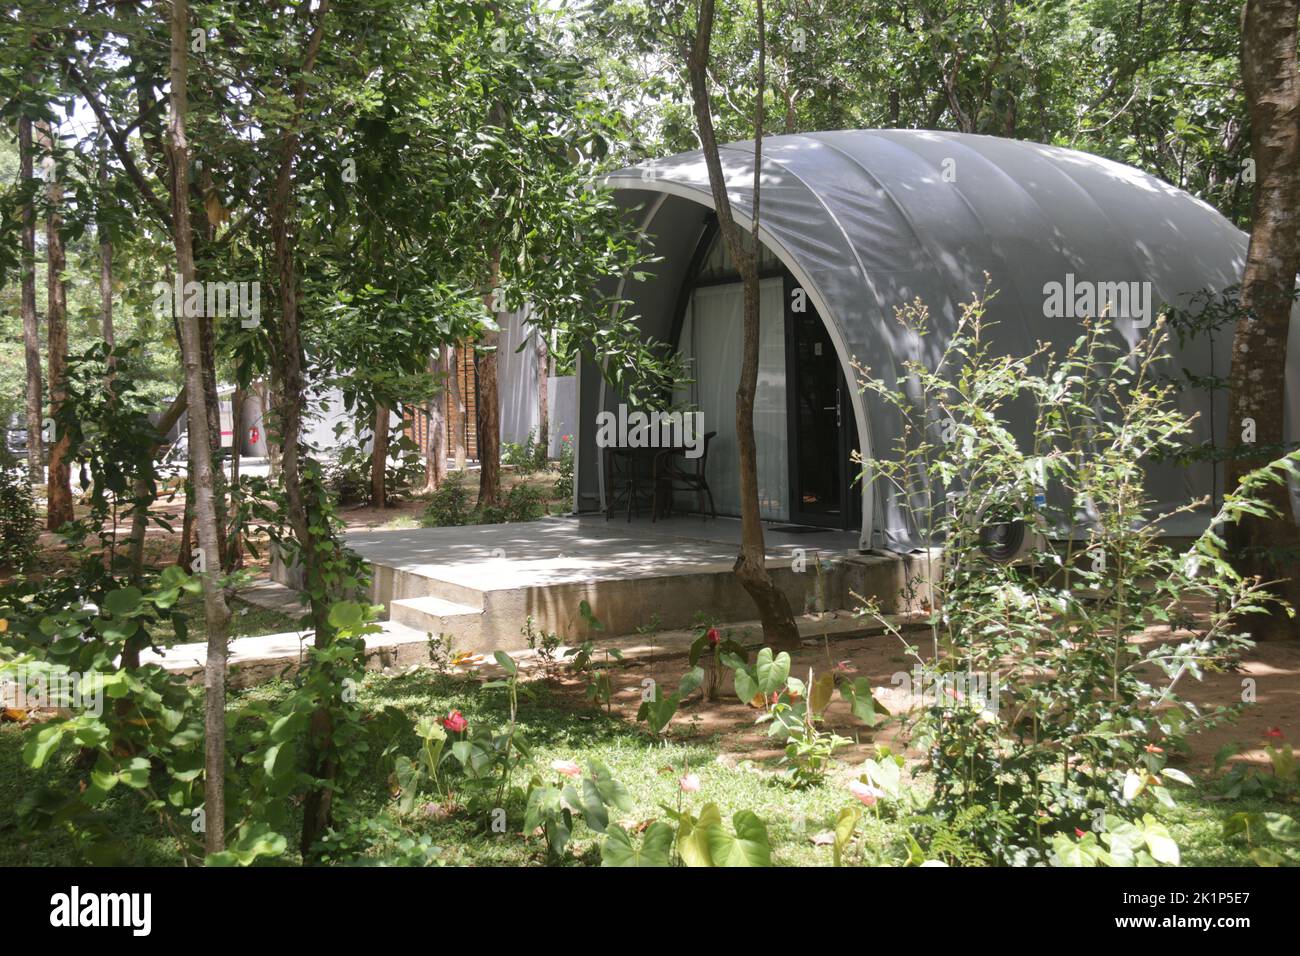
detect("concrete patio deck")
(305, 514), (920, 652)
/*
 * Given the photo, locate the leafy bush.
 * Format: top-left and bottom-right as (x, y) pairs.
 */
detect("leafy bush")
(553, 434), (574, 506)
(421, 471), (473, 526)
(0, 448), (36, 570)
(854, 288), (1296, 864)
(421, 472), (545, 527)
(479, 482), (546, 524)
(501, 430), (547, 476)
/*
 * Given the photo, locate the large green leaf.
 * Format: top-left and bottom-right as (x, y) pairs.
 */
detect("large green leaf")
(600, 822), (673, 866)
(754, 648), (791, 695)
(706, 810), (772, 867)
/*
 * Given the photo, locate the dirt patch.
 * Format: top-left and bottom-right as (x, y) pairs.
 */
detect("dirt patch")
(536, 626), (1300, 775)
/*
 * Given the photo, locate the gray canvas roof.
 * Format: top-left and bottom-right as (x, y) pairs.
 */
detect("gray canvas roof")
(600, 129), (1291, 549)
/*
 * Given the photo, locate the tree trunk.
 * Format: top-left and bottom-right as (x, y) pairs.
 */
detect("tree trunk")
(200, 315), (228, 565)
(687, 0), (800, 651)
(371, 404), (390, 507)
(449, 344), (466, 470)
(127, 392), (187, 591)
(1229, 0), (1300, 639)
(537, 325), (549, 458)
(263, 0), (335, 860)
(18, 116), (43, 486)
(98, 134), (115, 354)
(168, 0), (231, 856)
(226, 384), (244, 572)
(422, 349), (447, 492)
(477, 253), (502, 508)
(40, 122), (74, 530)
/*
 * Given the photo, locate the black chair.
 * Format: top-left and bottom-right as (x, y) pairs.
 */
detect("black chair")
(604, 447), (654, 521)
(652, 431), (716, 521)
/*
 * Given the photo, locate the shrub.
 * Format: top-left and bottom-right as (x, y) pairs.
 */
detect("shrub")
(854, 287), (1294, 865)
(421, 471), (473, 527)
(0, 447), (37, 570)
(553, 434), (574, 507)
(502, 430), (547, 476)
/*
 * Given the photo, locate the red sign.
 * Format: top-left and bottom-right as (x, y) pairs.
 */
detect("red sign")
(249, 426), (260, 444)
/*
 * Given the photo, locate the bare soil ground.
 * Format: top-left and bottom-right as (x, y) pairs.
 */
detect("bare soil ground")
(536, 623), (1300, 775)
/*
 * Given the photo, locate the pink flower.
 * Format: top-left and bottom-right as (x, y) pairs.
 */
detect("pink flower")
(849, 779), (885, 806)
(551, 759), (582, 778)
(679, 773), (701, 793)
(441, 710), (467, 734)
(835, 660), (858, 674)
(706, 627), (720, 647)
(1074, 827), (1087, 838)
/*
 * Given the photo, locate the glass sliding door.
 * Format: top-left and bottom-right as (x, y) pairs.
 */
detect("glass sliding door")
(674, 277), (788, 520)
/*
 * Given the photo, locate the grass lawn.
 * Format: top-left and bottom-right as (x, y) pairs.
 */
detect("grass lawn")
(1, 663), (1290, 867)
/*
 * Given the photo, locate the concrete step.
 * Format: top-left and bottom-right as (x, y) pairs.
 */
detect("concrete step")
(144, 619), (438, 688)
(389, 595), (484, 641)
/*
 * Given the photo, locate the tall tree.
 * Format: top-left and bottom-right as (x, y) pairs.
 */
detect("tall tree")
(448, 344), (466, 471)
(686, 0), (800, 650)
(18, 115), (42, 484)
(1228, 0), (1300, 638)
(39, 120), (73, 529)
(167, 0), (231, 855)
(370, 404), (390, 507)
(477, 252), (503, 508)
(422, 348), (448, 492)
(97, 132), (115, 353)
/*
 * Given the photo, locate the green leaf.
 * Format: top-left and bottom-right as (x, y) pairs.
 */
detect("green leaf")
(24, 725), (65, 769)
(706, 810), (772, 866)
(833, 806), (860, 866)
(104, 587), (143, 617)
(1141, 817), (1180, 865)
(327, 601), (364, 630)
(1263, 813), (1300, 843)
(678, 803), (723, 867)
(600, 822), (673, 866)
(754, 648), (791, 695)
(494, 650), (518, 675)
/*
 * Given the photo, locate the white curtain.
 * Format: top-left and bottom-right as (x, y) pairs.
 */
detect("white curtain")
(674, 278), (788, 520)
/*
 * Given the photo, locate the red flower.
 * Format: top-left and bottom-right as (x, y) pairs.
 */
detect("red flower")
(1265, 726), (1284, 740)
(441, 710), (467, 734)
(1074, 828), (1086, 838)
(706, 627), (720, 646)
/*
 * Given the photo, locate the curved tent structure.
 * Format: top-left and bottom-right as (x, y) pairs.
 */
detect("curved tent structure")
(574, 129), (1290, 550)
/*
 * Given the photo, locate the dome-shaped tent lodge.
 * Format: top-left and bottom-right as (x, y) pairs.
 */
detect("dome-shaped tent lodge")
(572, 129), (1292, 550)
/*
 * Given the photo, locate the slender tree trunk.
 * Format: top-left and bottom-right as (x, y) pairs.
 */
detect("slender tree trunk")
(449, 345), (466, 470)
(263, 0), (335, 859)
(537, 324), (549, 458)
(169, 0), (231, 856)
(371, 404), (390, 507)
(40, 122), (74, 530)
(423, 350), (447, 492)
(200, 316), (228, 565)
(98, 134), (115, 354)
(226, 385), (244, 572)
(127, 393), (187, 590)
(1228, 0), (1300, 639)
(478, 253), (502, 507)
(18, 117), (43, 485)
(687, 0), (800, 650)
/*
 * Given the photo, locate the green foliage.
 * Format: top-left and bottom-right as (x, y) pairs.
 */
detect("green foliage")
(0, 453), (36, 570)
(553, 434), (574, 506)
(420, 472), (547, 528)
(525, 759), (632, 862)
(854, 288), (1297, 863)
(421, 471), (474, 527)
(502, 431), (547, 476)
